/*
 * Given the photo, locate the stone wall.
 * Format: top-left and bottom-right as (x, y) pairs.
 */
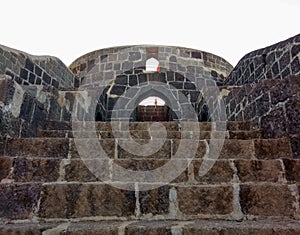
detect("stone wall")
(69, 46), (233, 122)
(0, 44), (75, 88)
(0, 75), (76, 137)
(226, 34), (300, 85)
(225, 75), (300, 157)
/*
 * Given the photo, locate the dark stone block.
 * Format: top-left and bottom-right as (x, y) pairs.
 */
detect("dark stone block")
(42, 73), (51, 84)
(39, 184), (136, 218)
(290, 136), (300, 158)
(20, 93), (34, 122)
(159, 73), (167, 83)
(6, 138), (69, 158)
(0, 157), (12, 180)
(129, 52), (141, 61)
(113, 63), (121, 70)
(285, 99), (300, 135)
(184, 82), (196, 90)
(291, 57), (300, 74)
(138, 73), (147, 84)
(25, 59), (34, 72)
(110, 85), (126, 96)
(177, 186), (233, 215)
(266, 52), (275, 64)
(139, 186), (169, 215)
(51, 79), (59, 88)
(88, 59), (95, 71)
(115, 75), (128, 85)
(122, 61), (133, 71)
(281, 67), (290, 79)
(5, 70), (15, 79)
(255, 94), (270, 116)
(211, 70), (218, 77)
(169, 55), (177, 62)
(291, 44), (300, 57)
(48, 97), (61, 120)
(129, 74), (138, 86)
(100, 54), (108, 62)
(239, 184), (295, 217)
(283, 159), (300, 182)
(169, 81), (183, 89)
(166, 71), (174, 81)
(175, 73), (184, 81)
(0, 183), (41, 219)
(20, 68), (28, 80)
(31, 103), (47, 130)
(191, 51), (201, 59)
(36, 77), (42, 85)
(28, 72), (36, 84)
(107, 97), (118, 110)
(12, 158), (60, 182)
(271, 62), (279, 76)
(260, 107), (286, 138)
(80, 63), (86, 71)
(279, 51), (290, 71)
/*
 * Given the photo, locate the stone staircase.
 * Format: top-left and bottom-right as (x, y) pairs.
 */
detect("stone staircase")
(1, 120), (300, 234)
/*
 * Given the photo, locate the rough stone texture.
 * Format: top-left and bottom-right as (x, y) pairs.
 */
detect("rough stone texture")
(283, 159), (300, 183)
(0, 183), (41, 219)
(139, 186), (170, 215)
(240, 184), (296, 217)
(226, 34), (300, 85)
(225, 75), (300, 157)
(193, 160), (234, 184)
(219, 139), (254, 159)
(0, 75), (75, 138)
(5, 138), (69, 158)
(0, 157), (12, 180)
(38, 184), (136, 218)
(254, 138), (293, 159)
(177, 186), (233, 216)
(235, 160), (284, 182)
(0, 45), (75, 88)
(12, 157), (60, 182)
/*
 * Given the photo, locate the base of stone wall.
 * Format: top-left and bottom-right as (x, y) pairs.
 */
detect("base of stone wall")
(1, 219), (300, 234)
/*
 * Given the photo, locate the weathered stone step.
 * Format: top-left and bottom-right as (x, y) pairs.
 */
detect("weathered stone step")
(0, 182), (298, 221)
(45, 120), (253, 132)
(0, 137), (292, 160)
(3, 157), (297, 184)
(1, 219), (300, 234)
(37, 129), (262, 140)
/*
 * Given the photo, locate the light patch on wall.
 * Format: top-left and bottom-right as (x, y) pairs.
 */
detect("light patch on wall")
(139, 96), (165, 106)
(145, 58), (160, 72)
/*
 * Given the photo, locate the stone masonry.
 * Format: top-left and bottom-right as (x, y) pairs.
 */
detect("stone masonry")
(0, 34), (300, 234)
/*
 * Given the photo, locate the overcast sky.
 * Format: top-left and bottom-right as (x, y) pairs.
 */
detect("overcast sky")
(1, 0), (299, 67)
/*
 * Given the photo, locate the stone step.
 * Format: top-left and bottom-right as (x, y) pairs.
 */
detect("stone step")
(1, 220), (300, 234)
(0, 138), (292, 160)
(36, 129), (262, 140)
(2, 157), (296, 184)
(0, 182), (298, 221)
(45, 120), (253, 131)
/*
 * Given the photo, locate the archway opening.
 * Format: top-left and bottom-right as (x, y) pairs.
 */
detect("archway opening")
(137, 96), (172, 122)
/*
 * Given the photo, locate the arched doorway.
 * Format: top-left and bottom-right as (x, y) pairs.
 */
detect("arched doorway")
(136, 96), (172, 122)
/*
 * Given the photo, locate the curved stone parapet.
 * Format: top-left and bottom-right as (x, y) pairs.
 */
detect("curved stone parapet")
(0, 44), (75, 88)
(70, 45), (233, 86)
(69, 45), (233, 121)
(226, 33), (300, 85)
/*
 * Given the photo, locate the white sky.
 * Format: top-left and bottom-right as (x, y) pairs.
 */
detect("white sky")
(1, 0), (299, 67)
